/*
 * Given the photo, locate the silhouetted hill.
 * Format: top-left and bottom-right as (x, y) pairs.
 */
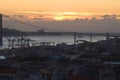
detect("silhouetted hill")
(2, 28), (63, 36)
(3, 28), (24, 36)
(2, 28), (115, 36)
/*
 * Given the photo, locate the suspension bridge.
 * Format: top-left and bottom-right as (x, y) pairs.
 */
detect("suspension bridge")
(0, 14), (89, 47)
(0, 14), (63, 48)
(0, 14), (119, 48)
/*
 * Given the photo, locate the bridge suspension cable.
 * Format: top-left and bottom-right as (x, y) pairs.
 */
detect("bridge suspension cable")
(3, 15), (63, 32)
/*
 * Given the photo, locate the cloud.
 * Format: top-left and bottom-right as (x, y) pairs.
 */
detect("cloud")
(2, 14), (120, 33)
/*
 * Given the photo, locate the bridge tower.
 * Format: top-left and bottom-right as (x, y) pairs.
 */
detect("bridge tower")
(74, 32), (77, 45)
(106, 32), (110, 40)
(0, 14), (2, 45)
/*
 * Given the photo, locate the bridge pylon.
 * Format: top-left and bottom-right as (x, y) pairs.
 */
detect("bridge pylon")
(0, 14), (2, 45)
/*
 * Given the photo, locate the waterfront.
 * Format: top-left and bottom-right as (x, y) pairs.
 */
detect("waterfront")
(0, 35), (106, 49)
(0, 36), (120, 80)
(1, 0), (120, 79)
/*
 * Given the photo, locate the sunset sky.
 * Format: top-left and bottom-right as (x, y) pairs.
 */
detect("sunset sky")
(1, 0), (120, 32)
(0, 0), (120, 20)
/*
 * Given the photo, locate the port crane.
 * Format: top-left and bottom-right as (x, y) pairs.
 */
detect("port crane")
(5, 36), (32, 49)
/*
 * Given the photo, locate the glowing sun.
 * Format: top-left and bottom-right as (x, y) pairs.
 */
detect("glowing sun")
(54, 16), (65, 21)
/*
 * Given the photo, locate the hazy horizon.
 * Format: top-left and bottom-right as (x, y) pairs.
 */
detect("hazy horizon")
(2, 14), (120, 33)
(1, 0), (120, 32)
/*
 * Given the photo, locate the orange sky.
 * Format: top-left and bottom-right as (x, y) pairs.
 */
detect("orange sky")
(1, 0), (120, 20)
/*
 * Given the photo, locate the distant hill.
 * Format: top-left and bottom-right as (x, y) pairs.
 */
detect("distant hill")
(3, 28), (24, 36)
(2, 28), (109, 36)
(2, 28), (63, 36)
